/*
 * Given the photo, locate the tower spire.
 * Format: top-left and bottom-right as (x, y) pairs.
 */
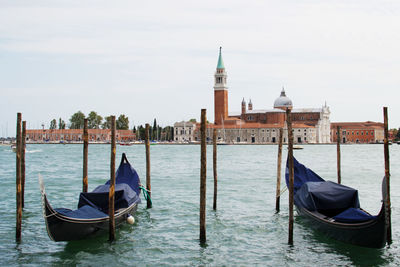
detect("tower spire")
(214, 47), (228, 125)
(217, 46), (225, 69)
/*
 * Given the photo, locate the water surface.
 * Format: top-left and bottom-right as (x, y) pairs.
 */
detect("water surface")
(0, 144), (399, 266)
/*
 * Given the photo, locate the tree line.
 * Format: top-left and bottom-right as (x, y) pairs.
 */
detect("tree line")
(49, 112), (174, 141)
(133, 119), (174, 141)
(49, 111), (129, 130)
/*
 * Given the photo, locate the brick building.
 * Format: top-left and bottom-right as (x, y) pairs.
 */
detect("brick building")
(330, 122), (384, 143)
(26, 129), (136, 143)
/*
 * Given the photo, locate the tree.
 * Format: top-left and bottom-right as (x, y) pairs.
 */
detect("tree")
(88, 111), (103, 129)
(69, 111), (85, 129)
(396, 128), (400, 141)
(58, 118), (66, 129)
(138, 125), (145, 140)
(189, 118), (197, 123)
(50, 119), (57, 129)
(102, 116), (112, 129)
(152, 118), (157, 140)
(116, 114), (129, 130)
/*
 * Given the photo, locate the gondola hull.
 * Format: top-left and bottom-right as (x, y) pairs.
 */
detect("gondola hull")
(43, 194), (138, 241)
(286, 157), (388, 248)
(296, 205), (386, 248)
(39, 153), (142, 242)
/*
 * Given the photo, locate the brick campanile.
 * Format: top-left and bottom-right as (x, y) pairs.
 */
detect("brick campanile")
(214, 47), (228, 125)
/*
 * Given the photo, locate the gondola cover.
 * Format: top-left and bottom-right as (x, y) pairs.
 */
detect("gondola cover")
(286, 157), (377, 223)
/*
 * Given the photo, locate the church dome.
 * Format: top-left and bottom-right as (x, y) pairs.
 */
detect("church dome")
(273, 88), (293, 109)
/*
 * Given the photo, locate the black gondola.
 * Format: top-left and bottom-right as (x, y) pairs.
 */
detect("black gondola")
(285, 157), (388, 248)
(39, 153), (142, 241)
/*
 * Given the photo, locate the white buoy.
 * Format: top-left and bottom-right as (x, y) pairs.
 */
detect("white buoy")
(127, 215), (135, 225)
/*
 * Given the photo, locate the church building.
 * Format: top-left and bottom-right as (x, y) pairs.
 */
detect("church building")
(209, 47), (331, 144)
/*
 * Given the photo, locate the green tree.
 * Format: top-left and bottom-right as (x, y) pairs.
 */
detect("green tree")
(152, 118), (157, 140)
(102, 116), (112, 129)
(189, 118), (197, 123)
(58, 118), (66, 129)
(138, 125), (145, 140)
(69, 111), (85, 129)
(50, 119), (57, 129)
(116, 114), (129, 130)
(87, 111), (103, 129)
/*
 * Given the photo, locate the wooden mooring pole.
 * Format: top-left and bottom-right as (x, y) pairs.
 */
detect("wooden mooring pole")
(383, 107), (392, 244)
(21, 121), (26, 209)
(145, 123), (152, 209)
(109, 116), (116, 242)
(83, 118), (88, 193)
(16, 113), (22, 242)
(336, 126), (341, 184)
(200, 109), (207, 243)
(213, 128), (217, 211)
(275, 128), (283, 213)
(286, 108), (294, 245)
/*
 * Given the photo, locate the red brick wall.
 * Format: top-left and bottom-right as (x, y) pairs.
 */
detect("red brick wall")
(332, 128), (375, 143)
(214, 90), (228, 125)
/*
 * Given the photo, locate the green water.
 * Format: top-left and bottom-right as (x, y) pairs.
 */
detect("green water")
(0, 144), (399, 266)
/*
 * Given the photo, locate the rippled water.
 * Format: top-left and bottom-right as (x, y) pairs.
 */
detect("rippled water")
(0, 144), (399, 266)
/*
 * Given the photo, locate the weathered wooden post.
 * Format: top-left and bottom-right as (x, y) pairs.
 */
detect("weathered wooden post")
(83, 118), (88, 193)
(337, 126), (341, 184)
(109, 116), (116, 241)
(275, 128), (283, 213)
(21, 121), (26, 209)
(286, 108), (294, 245)
(145, 123), (152, 209)
(383, 107), (392, 244)
(213, 128), (217, 211)
(16, 113), (22, 242)
(200, 109), (207, 243)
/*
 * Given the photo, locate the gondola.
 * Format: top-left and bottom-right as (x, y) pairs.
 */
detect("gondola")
(285, 157), (388, 248)
(39, 153), (142, 241)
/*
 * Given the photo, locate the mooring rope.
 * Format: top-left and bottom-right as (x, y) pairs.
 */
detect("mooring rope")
(139, 185), (152, 206)
(277, 186), (288, 197)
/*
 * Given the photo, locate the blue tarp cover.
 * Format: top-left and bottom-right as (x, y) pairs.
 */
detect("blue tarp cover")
(285, 157), (324, 194)
(105, 158), (141, 196)
(333, 208), (377, 223)
(286, 157), (377, 222)
(55, 154), (141, 219)
(78, 183), (139, 214)
(55, 205), (108, 219)
(294, 181), (360, 211)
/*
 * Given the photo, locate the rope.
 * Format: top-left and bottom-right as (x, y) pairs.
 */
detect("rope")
(44, 211), (58, 218)
(277, 186), (288, 197)
(139, 185), (152, 206)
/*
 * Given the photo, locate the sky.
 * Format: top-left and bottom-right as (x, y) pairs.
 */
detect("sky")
(1, 0), (399, 137)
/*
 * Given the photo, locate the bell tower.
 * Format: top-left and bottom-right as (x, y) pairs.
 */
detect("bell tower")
(214, 47), (228, 125)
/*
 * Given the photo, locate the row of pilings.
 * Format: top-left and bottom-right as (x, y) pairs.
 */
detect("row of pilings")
(15, 107), (391, 246)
